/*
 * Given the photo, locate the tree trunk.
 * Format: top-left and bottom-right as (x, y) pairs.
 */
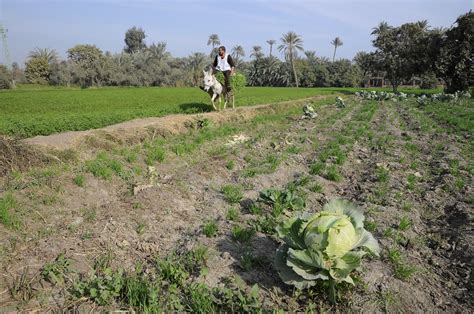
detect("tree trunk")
(269, 45), (273, 58)
(332, 46), (337, 62)
(392, 82), (398, 93)
(290, 54), (299, 88)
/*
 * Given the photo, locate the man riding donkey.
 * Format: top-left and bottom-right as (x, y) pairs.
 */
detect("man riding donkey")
(213, 46), (235, 96)
(201, 45), (236, 110)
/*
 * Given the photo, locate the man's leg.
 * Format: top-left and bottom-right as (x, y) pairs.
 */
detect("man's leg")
(223, 70), (231, 93)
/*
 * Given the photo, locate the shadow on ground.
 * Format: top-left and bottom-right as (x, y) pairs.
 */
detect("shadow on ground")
(179, 102), (213, 113)
(216, 232), (284, 292)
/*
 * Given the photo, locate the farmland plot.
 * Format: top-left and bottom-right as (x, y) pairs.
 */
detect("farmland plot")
(0, 95), (472, 312)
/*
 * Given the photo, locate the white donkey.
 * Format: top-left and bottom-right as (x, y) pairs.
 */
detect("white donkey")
(202, 69), (234, 111)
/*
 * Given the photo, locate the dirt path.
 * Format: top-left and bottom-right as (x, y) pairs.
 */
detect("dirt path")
(22, 96), (325, 152)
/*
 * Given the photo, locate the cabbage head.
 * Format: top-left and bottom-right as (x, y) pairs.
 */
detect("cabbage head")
(274, 199), (380, 300)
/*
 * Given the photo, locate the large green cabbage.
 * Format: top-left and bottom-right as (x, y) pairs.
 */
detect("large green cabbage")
(274, 199), (380, 302)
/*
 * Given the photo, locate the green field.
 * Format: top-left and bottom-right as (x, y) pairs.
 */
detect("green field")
(0, 86), (351, 138)
(0, 85), (443, 138)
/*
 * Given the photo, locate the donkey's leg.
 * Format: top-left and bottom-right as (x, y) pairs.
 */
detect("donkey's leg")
(211, 94), (218, 111)
(223, 92), (227, 110)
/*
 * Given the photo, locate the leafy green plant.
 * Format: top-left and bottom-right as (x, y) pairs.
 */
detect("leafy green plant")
(398, 216), (412, 231)
(249, 203), (263, 215)
(215, 72), (247, 94)
(310, 161), (326, 175)
(0, 194), (21, 229)
(231, 225), (256, 245)
(324, 165), (342, 182)
(259, 188), (305, 216)
(387, 248), (416, 280)
(41, 254), (73, 285)
(73, 174), (85, 187)
(226, 207), (240, 221)
(274, 199), (380, 303)
(203, 220), (219, 237)
(86, 152), (123, 180)
(222, 184), (243, 204)
(309, 183), (323, 193)
(226, 160), (235, 170)
(73, 268), (124, 305)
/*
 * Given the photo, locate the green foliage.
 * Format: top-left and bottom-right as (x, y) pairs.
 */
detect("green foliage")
(145, 144), (166, 165)
(259, 187), (305, 215)
(0, 87), (345, 138)
(387, 248), (417, 280)
(226, 207), (240, 221)
(274, 199), (380, 303)
(124, 26), (147, 54)
(25, 57), (50, 84)
(73, 174), (85, 187)
(371, 21), (432, 92)
(324, 165), (342, 182)
(221, 184), (243, 204)
(86, 152), (124, 180)
(309, 183), (323, 193)
(41, 254), (73, 285)
(225, 160), (235, 170)
(435, 12), (474, 93)
(231, 225), (256, 245)
(398, 216), (412, 231)
(0, 194), (21, 229)
(0, 65), (12, 89)
(215, 72), (247, 93)
(202, 220), (219, 237)
(73, 268), (124, 305)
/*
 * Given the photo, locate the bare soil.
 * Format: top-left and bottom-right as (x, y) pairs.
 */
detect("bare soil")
(0, 97), (472, 312)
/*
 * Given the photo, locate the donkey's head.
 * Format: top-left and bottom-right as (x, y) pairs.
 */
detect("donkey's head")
(203, 69), (216, 92)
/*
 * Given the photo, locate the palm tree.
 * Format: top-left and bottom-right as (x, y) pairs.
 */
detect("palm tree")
(149, 41), (170, 62)
(331, 37), (343, 62)
(371, 21), (391, 36)
(250, 46), (263, 59)
(188, 52), (207, 85)
(207, 34), (221, 57)
(278, 31), (304, 87)
(416, 20), (429, 32)
(231, 45), (245, 67)
(305, 50), (317, 62)
(28, 47), (58, 63)
(266, 39), (276, 57)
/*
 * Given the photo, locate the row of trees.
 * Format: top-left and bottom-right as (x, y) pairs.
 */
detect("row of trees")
(362, 11), (473, 92)
(1, 11), (472, 91)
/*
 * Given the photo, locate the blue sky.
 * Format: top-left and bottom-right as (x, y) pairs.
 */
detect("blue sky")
(1, 0), (472, 65)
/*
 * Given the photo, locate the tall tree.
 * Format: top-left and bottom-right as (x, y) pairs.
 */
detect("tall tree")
(435, 11), (473, 92)
(278, 31), (304, 87)
(67, 44), (104, 86)
(371, 21), (391, 36)
(207, 34), (221, 57)
(331, 37), (343, 62)
(148, 41), (170, 62)
(353, 51), (378, 87)
(305, 50), (317, 63)
(231, 45), (245, 67)
(372, 21), (432, 92)
(266, 39), (276, 57)
(24, 48), (57, 84)
(124, 26), (147, 54)
(250, 46), (263, 59)
(28, 47), (58, 64)
(187, 52), (207, 85)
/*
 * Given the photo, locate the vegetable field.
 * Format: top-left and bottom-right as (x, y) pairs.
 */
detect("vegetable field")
(0, 91), (472, 312)
(0, 86), (351, 138)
